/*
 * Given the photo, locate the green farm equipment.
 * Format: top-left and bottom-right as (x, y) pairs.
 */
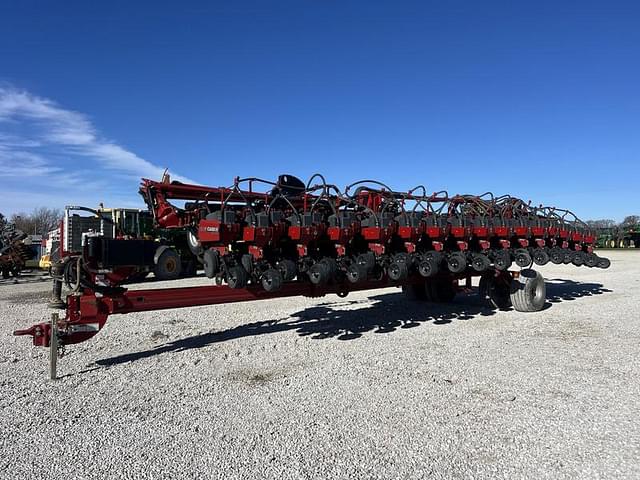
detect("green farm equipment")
(596, 225), (640, 248)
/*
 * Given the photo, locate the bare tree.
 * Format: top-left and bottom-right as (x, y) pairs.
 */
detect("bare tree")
(585, 219), (617, 229)
(10, 207), (63, 235)
(622, 215), (640, 226)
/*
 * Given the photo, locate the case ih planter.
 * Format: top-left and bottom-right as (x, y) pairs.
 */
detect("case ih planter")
(14, 173), (609, 377)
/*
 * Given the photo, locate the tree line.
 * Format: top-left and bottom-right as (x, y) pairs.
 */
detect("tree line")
(0, 207), (63, 236)
(585, 216), (639, 229)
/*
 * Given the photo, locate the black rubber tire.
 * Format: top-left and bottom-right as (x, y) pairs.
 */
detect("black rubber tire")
(226, 265), (249, 289)
(261, 268), (283, 292)
(277, 259), (297, 281)
(423, 251), (443, 263)
(154, 248), (182, 281)
(402, 282), (428, 301)
(393, 252), (410, 265)
(532, 248), (550, 266)
(549, 247), (564, 265)
(446, 252), (467, 273)
(63, 257), (78, 288)
(346, 263), (368, 283)
(186, 229), (203, 256)
(203, 249), (219, 279)
(320, 258), (337, 277)
(478, 272), (512, 310)
(514, 248), (531, 268)
(510, 269), (546, 312)
(471, 253), (490, 272)
(493, 250), (512, 271)
(426, 278), (456, 303)
(597, 257), (611, 269)
(241, 254), (253, 274)
(388, 261), (409, 281)
(309, 261), (331, 285)
(571, 251), (585, 267)
(356, 252), (376, 272)
(418, 256), (439, 277)
(585, 253), (599, 268)
(562, 250), (573, 264)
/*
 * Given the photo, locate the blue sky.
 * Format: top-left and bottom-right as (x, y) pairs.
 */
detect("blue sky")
(1, 1), (638, 220)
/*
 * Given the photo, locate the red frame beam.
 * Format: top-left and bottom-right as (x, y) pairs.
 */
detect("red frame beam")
(14, 278), (406, 348)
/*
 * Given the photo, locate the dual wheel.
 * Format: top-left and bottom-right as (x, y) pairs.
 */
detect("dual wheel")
(479, 269), (546, 312)
(404, 269), (547, 313)
(402, 276), (457, 303)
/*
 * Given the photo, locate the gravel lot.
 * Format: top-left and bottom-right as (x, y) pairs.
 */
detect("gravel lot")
(1, 250), (639, 479)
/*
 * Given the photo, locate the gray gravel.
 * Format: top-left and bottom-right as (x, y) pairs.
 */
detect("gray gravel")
(1, 251), (639, 479)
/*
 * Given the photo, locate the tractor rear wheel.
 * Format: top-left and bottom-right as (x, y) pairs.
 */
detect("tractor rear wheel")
(155, 248), (182, 281)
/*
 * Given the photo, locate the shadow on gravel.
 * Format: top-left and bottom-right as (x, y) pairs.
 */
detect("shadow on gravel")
(0, 273), (50, 287)
(545, 279), (612, 303)
(96, 278), (610, 367)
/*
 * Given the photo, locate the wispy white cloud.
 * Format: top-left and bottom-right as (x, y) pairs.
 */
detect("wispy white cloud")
(0, 85), (195, 213)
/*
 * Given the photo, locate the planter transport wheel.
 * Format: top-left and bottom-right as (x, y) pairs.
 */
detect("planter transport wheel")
(403, 281), (428, 301)
(426, 277), (456, 303)
(478, 271), (512, 310)
(510, 269), (546, 312)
